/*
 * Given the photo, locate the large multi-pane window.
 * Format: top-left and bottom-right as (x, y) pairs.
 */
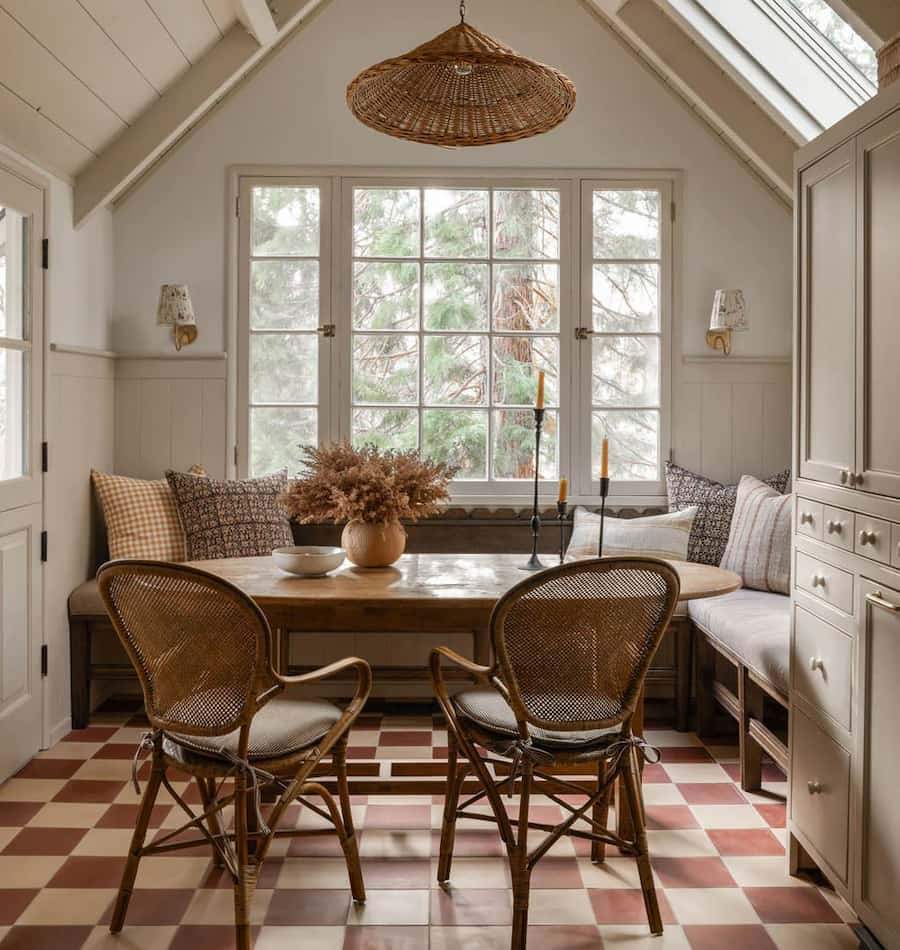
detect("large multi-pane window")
(349, 184), (561, 482)
(239, 173), (671, 498)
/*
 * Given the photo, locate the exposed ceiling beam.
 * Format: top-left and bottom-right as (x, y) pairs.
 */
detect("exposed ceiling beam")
(72, 0), (327, 225)
(233, 0), (278, 46)
(826, 0), (900, 47)
(582, 0), (793, 205)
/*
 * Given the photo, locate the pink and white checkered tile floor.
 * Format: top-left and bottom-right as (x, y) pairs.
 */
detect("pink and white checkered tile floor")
(0, 700), (858, 949)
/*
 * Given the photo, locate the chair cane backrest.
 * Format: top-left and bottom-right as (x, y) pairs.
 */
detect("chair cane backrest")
(490, 558), (680, 732)
(97, 560), (276, 737)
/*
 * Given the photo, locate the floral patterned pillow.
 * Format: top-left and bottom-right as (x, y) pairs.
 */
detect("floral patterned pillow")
(165, 470), (292, 560)
(665, 462), (791, 566)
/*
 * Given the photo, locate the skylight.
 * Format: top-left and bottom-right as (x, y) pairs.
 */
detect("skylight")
(786, 0), (878, 84)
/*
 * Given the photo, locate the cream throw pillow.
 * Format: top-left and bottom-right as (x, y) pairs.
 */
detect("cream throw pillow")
(720, 475), (791, 594)
(565, 506), (698, 562)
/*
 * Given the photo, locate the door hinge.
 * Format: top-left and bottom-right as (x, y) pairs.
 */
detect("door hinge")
(233, 444), (239, 467)
(235, 196), (240, 217)
(671, 201), (676, 222)
(575, 327), (594, 341)
(40, 644), (48, 677)
(41, 238), (49, 269)
(41, 441), (48, 473)
(40, 530), (48, 563)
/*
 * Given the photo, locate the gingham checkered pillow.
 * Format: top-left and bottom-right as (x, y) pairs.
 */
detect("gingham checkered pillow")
(91, 470), (193, 561)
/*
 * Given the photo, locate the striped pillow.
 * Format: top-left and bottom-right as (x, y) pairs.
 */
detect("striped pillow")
(720, 475), (791, 594)
(565, 506), (697, 562)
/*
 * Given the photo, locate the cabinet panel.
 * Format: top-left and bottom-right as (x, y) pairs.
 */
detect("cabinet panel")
(857, 113), (900, 498)
(857, 580), (900, 947)
(799, 143), (856, 487)
(795, 551), (854, 616)
(793, 606), (852, 732)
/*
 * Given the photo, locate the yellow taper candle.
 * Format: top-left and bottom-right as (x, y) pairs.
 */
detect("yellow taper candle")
(558, 477), (568, 503)
(536, 370), (545, 409)
(601, 437), (609, 478)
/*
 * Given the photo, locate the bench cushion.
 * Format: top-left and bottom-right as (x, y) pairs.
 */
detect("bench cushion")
(688, 589), (790, 697)
(69, 579), (105, 617)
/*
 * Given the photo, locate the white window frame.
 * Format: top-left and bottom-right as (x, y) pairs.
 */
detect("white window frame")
(233, 167), (677, 505)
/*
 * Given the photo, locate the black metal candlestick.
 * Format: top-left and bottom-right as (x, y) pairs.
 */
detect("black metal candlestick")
(557, 500), (569, 563)
(522, 407), (546, 571)
(597, 476), (610, 557)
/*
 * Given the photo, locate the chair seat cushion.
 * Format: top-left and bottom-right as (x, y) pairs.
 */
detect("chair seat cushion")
(164, 691), (341, 765)
(69, 579), (105, 617)
(453, 687), (619, 750)
(688, 589), (790, 696)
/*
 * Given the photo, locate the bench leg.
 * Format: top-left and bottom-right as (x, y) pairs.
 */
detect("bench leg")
(739, 666), (764, 792)
(694, 628), (716, 740)
(674, 619), (691, 732)
(69, 617), (92, 730)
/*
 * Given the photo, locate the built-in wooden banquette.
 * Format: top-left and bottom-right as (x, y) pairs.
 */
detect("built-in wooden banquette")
(792, 76), (900, 950)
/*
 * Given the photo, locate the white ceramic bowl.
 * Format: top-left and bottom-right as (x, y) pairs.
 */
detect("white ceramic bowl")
(272, 546), (345, 577)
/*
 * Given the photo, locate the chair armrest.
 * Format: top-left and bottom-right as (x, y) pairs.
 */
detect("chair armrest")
(430, 646), (493, 680)
(269, 656), (373, 722)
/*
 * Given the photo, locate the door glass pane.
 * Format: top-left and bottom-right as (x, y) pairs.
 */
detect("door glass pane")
(352, 261), (419, 331)
(592, 263), (659, 332)
(592, 336), (660, 407)
(0, 207), (27, 481)
(0, 207), (25, 339)
(423, 409), (488, 479)
(251, 187), (319, 256)
(352, 407), (418, 451)
(353, 188), (420, 258)
(492, 409), (558, 480)
(592, 410), (659, 481)
(492, 337), (559, 407)
(423, 335), (488, 406)
(493, 264), (559, 331)
(250, 407), (316, 476)
(424, 263), (489, 330)
(593, 190), (660, 259)
(352, 334), (418, 405)
(493, 190), (560, 259)
(250, 334), (318, 404)
(424, 189), (489, 258)
(250, 261), (319, 330)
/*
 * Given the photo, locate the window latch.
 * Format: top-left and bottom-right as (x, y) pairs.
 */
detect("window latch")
(575, 327), (594, 341)
(317, 324), (336, 338)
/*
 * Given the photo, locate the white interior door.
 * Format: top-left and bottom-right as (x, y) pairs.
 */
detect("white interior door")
(0, 164), (44, 781)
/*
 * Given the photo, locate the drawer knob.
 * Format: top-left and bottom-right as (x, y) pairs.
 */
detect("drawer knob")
(807, 780), (824, 795)
(811, 574), (827, 588)
(809, 656), (825, 673)
(859, 530), (879, 546)
(826, 520), (842, 535)
(800, 512), (814, 525)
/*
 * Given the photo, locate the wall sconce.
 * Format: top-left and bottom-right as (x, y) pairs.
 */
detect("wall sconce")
(706, 289), (748, 356)
(157, 284), (198, 351)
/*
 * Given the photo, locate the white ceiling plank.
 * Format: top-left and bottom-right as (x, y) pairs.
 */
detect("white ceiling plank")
(73, 0), (329, 224)
(203, 0), (238, 34)
(233, 0), (278, 45)
(79, 0), (190, 94)
(0, 82), (94, 179)
(0, 8), (125, 153)
(1, 0), (157, 123)
(147, 0), (223, 64)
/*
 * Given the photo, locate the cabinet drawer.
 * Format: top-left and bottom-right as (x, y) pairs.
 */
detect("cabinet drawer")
(890, 524), (900, 570)
(796, 498), (824, 540)
(854, 515), (891, 565)
(792, 606), (852, 731)
(795, 551), (854, 615)
(823, 506), (854, 552)
(791, 707), (850, 883)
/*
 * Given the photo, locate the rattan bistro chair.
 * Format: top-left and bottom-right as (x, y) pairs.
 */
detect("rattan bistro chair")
(97, 560), (373, 950)
(431, 558), (680, 950)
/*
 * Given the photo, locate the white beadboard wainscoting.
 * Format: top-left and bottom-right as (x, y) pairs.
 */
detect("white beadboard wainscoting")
(672, 355), (792, 484)
(113, 353), (229, 479)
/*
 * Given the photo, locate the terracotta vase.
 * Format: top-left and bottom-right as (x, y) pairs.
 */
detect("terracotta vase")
(341, 519), (407, 568)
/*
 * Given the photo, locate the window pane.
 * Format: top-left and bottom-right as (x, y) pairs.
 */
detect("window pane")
(352, 261), (419, 331)
(251, 334), (317, 404)
(424, 189), (488, 258)
(352, 334), (418, 404)
(593, 410), (659, 481)
(0, 348), (25, 480)
(494, 190), (560, 259)
(250, 260), (318, 330)
(592, 263), (659, 333)
(592, 336), (660, 407)
(423, 409), (488, 480)
(493, 263), (559, 331)
(424, 262), (489, 330)
(492, 409), (558, 480)
(251, 186), (319, 256)
(492, 336), (559, 407)
(593, 190), (660, 259)
(352, 407), (418, 451)
(0, 207), (25, 339)
(250, 406), (316, 477)
(353, 188), (420, 258)
(787, 0), (877, 83)
(424, 335), (488, 406)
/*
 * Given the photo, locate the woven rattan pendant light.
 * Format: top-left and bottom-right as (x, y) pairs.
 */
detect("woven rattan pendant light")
(346, 1), (576, 147)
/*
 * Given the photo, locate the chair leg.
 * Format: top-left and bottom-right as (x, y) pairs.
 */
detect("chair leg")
(197, 777), (225, 869)
(232, 772), (254, 950)
(510, 761), (533, 950)
(591, 759), (610, 864)
(334, 738), (366, 903)
(109, 750), (164, 933)
(438, 732), (465, 884)
(621, 746), (662, 936)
